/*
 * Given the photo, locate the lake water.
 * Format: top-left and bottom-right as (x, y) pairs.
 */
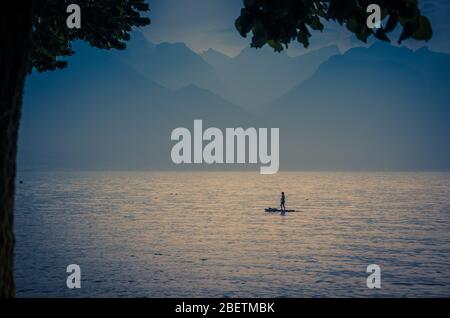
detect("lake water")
(14, 171), (450, 297)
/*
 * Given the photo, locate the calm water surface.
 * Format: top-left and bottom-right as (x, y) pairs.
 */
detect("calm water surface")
(14, 171), (450, 297)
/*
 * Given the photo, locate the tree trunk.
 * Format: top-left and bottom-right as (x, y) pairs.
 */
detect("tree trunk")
(0, 2), (33, 298)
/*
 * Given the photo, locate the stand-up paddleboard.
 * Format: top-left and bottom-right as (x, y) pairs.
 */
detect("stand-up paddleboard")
(265, 207), (296, 212)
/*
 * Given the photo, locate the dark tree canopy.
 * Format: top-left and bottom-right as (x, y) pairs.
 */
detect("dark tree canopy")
(235, 0), (432, 52)
(0, 0), (151, 297)
(29, 0), (150, 73)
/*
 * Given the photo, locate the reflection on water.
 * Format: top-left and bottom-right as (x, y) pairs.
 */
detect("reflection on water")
(14, 171), (450, 297)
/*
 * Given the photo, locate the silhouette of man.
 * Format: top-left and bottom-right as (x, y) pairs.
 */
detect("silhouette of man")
(280, 192), (286, 211)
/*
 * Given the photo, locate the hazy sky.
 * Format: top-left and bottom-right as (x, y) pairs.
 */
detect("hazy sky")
(142, 0), (450, 56)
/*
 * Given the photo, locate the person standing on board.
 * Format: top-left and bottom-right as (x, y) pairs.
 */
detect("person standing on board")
(280, 192), (286, 211)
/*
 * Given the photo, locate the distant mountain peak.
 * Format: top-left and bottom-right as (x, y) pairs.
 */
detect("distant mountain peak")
(237, 45), (289, 59)
(176, 83), (203, 91)
(201, 48), (231, 59)
(415, 46), (431, 54)
(156, 41), (190, 52)
(200, 48), (231, 68)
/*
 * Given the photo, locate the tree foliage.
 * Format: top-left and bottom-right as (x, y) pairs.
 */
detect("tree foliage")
(29, 0), (150, 73)
(235, 0), (432, 52)
(0, 0), (150, 297)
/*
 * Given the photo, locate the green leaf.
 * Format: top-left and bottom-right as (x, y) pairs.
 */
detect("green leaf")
(411, 16), (432, 41)
(347, 18), (357, 33)
(268, 40), (283, 52)
(399, 22), (414, 43)
(297, 30), (309, 48)
(374, 28), (390, 42)
(310, 16), (324, 31)
(385, 14), (398, 33)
